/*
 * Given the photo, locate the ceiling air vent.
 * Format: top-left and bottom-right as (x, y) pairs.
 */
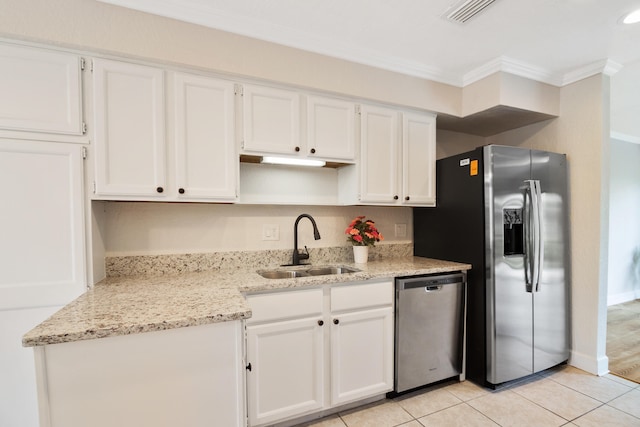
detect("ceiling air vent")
(443, 0), (497, 24)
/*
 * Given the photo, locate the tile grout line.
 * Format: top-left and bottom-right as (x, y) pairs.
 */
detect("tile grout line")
(544, 371), (636, 404)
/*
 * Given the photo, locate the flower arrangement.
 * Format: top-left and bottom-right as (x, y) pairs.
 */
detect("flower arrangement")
(345, 216), (384, 246)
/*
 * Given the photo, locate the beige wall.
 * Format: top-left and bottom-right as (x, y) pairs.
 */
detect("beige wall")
(462, 72), (560, 117)
(101, 203), (412, 256)
(435, 129), (486, 159)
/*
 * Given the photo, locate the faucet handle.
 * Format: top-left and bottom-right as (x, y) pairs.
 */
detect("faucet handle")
(298, 246), (310, 260)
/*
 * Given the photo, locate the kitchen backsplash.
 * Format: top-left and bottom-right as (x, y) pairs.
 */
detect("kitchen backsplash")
(106, 243), (413, 277)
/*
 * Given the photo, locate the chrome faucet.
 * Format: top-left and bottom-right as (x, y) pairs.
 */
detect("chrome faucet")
(291, 214), (321, 265)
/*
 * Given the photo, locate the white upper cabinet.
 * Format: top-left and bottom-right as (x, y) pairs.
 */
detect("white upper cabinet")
(92, 58), (166, 198)
(0, 43), (83, 135)
(0, 139), (86, 310)
(355, 105), (436, 206)
(172, 72), (237, 201)
(402, 111), (436, 206)
(241, 84), (300, 155)
(306, 95), (356, 161)
(359, 104), (400, 204)
(91, 61), (237, 202)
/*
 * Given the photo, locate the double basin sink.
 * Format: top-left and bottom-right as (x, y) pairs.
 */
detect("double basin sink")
(257, 265), (360, 279)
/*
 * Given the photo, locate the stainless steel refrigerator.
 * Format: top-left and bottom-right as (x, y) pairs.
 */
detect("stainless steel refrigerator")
(414, 145), (570, 387)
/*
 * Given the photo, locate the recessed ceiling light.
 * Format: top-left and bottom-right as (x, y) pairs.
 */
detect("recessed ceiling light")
(622, 8), (640, 24)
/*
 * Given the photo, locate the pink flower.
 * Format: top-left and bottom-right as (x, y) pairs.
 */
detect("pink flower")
(345, 216), (383, 246)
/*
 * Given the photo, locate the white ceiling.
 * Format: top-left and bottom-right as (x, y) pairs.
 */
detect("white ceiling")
(97, 0), (640, 87)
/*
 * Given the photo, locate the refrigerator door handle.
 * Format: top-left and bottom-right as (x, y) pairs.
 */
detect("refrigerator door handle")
(532, 180), (543, 292)
(524, 180), (542, 292)
(523, 181), (534, 293)
(525, 180), (543, 292)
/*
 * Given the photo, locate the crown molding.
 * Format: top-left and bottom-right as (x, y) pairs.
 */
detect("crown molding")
(562, 59), (624, 85)
(462, 56), (562, 87)
(97, 0), (626, 89)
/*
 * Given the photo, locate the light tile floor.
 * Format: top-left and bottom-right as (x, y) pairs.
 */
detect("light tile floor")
(296, 365), (640, 427)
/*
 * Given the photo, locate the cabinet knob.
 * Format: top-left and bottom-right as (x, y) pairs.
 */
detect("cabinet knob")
(318, 320), (324, 326)
(295, 146), (300, 152)
(178, 188), (185, 194)
(405, 196), (410, 201)
(310, 148), (316, 154)
(333, 318), (339, 325)
(156, 186), (164, 193)
(393, 195), (399, 200)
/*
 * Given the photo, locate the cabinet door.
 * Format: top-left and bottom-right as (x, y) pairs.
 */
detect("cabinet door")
(330, 307), (394, 406)
(246, 318), (324, 426)
(0, 43), (83, 135)
(402, 112), (436, 206)
(241, 84), (300, 155)
(306, 95), (355, 161)
(93, 58), (166, 197)
(359, 105), (399, 204)
(37, 322), (245, 427)
(173, 72), (237, 201)
(0, 140), (86, 309)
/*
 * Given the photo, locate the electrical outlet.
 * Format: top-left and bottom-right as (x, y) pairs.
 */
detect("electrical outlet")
(394, 223), (407, 238)
(262, 224), (280, 241)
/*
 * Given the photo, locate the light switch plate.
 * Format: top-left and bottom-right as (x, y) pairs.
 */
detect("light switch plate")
(262, 224), (280, 241)
(394, 223), (407, 238)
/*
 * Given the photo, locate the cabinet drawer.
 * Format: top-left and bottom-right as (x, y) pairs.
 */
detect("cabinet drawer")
(331, 280), (393, 312)
(246, 288), (323, 324)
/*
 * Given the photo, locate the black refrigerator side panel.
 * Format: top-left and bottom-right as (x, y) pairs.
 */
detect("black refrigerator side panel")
(413, 147), (487, 384)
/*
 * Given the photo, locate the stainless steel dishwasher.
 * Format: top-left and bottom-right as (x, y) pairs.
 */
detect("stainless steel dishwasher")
(394, 272), (466, 393)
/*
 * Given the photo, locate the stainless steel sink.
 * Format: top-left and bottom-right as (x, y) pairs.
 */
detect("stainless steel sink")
(257, 270), (310, 279)
(306, 266), (359, 276)
(257, 265), (359, 279)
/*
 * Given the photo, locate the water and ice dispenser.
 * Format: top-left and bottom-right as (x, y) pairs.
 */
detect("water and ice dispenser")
(503, 208), (524, 256)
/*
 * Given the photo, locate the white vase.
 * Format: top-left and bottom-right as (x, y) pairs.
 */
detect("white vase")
(353, 245), (369, 264)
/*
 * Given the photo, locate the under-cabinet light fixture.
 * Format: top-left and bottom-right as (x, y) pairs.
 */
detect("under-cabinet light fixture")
(261, 156), (326, 167)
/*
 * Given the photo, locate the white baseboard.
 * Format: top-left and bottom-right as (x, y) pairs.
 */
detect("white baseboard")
(608, 291), (639, 306)
(570, 350), (609, 376)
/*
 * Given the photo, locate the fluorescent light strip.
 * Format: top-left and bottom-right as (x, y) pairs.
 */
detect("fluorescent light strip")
(261, 156), (326, 167)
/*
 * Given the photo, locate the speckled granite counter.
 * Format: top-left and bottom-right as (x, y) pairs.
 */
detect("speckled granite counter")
(23, 256), (470, 347)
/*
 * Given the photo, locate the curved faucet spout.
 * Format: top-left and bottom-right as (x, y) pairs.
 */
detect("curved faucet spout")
(292, 214), (321, 265)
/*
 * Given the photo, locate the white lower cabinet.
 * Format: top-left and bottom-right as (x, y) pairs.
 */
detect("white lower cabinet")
(245, 280), (394, 427)
(34, 322), (245, 427)
(246, 317), (325, 426)
(330, 307), (394, 406)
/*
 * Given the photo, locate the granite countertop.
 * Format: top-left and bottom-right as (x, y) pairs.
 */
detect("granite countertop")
(22, 256), (470, 347)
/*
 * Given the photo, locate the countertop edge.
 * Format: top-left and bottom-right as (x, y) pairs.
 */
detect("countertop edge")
(23, 257), (471, 347)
